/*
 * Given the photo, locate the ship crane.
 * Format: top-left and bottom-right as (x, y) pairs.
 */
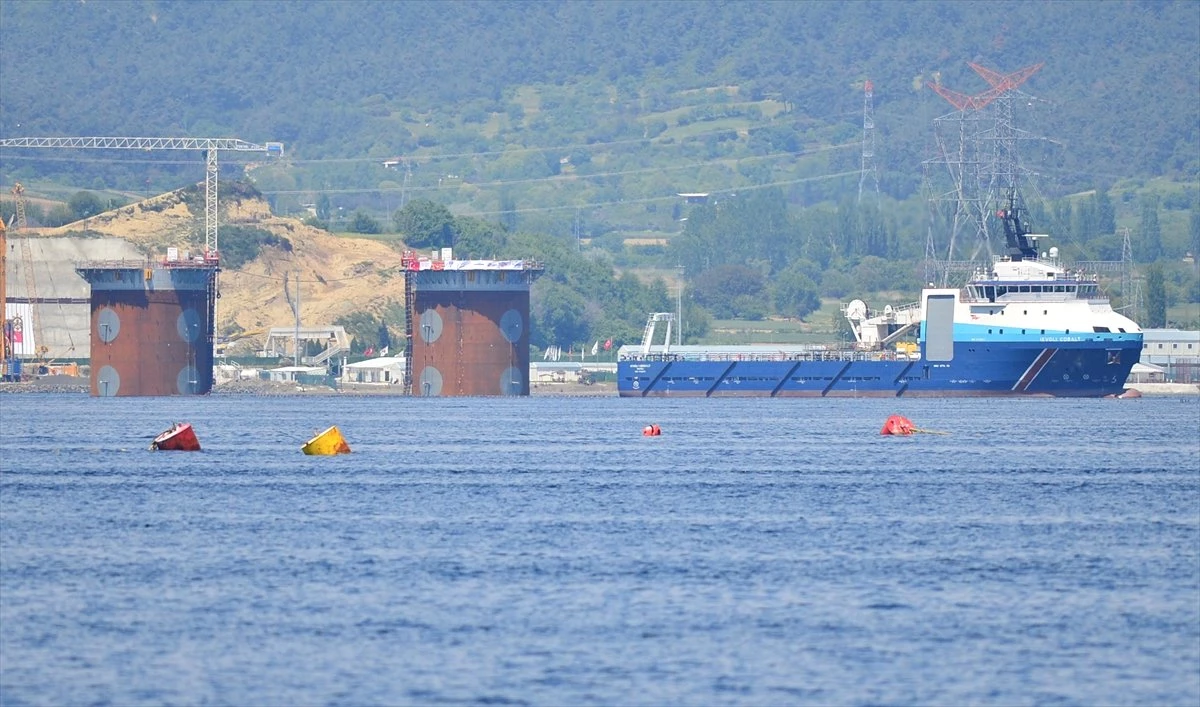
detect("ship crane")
(0, 137), (283, 259)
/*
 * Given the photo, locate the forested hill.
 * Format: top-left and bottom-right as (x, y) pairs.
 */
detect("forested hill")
(1, 0), (1195, 188)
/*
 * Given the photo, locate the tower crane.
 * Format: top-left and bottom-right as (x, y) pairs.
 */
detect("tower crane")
(0, 217), (9, 379)
(0, 137), (282, 345)
(8, 182), (49, 367)
(0, 137), (283, 259)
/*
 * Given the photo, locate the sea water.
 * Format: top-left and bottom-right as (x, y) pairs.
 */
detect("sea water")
(1, 394), (1197, 706)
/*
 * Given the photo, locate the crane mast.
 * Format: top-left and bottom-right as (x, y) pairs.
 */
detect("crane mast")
(9, 183), (49, 367)
(0, 218), (7, 377)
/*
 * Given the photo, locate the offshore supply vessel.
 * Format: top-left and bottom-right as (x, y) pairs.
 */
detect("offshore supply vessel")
(617, 197), (1143, 397)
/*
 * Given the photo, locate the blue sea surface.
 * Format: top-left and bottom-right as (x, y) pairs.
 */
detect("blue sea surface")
(1, 394), (1198, 706)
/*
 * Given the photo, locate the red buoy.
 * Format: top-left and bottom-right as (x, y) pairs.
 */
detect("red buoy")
(643, 424), (662, 436)
(150, 422), (201, 451)
(880, 415), (916, 436)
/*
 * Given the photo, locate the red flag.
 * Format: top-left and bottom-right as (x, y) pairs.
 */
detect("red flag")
(364, 345), (374, 356)
(603, 337), (612, 351)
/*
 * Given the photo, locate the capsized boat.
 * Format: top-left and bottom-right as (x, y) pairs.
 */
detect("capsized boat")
(302, 425), (351, 455)
(150, 422), (201, 451)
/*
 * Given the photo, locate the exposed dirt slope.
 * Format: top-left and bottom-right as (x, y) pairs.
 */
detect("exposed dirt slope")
(44, 191), (408, 344)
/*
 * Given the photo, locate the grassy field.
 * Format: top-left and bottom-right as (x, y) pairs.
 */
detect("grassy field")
(703, 300), (849, 345)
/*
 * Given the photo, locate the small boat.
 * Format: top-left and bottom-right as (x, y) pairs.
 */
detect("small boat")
(150, 422), (201, 451)
(302, 425), (351, 455)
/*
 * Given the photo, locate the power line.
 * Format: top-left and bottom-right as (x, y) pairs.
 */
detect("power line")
(258, 142), (857, 197)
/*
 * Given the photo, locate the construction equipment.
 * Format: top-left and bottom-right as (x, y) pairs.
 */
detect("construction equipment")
(0, 217), (14, 380)
(0, 137), (283, 259)
(0, 137), (282, 380)
(10, 183), (50, 372)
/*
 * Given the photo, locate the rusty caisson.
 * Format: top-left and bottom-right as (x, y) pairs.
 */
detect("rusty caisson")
(76, 259), (217, 396)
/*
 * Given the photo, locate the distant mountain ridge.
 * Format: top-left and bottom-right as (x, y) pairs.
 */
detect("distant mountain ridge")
(1, 0), (1195, 204)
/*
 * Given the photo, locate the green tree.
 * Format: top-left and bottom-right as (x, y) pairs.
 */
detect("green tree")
(1139, 195), (1162, 262)
(1095, 189), (1116, 234)
(394, 199), (456, 249)
(453, 216), (507, 258)
(772, 267), (821, 319)
(692, 264), (765, 319)
(350, 210), (382, 234)
(1189, 206), (1200, 259)
(333, 311), (384, 354)
(1145, 264), (1167, 327)
(68, 191), (104, 220)
(1073, 193), (1098, 245)
(532, 279), (589, 350)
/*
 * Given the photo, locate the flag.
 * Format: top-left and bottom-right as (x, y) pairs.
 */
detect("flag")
(591, 341), (599, 356)
(364, 345), (374, 356)
(379, 346), (389, 356)
(603, 337), (612, 351)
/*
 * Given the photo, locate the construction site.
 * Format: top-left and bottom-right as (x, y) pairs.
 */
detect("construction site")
(1, 137), (545, 397)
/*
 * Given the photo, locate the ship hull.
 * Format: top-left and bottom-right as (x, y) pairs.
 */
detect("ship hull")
(618, 338), (1141, 398)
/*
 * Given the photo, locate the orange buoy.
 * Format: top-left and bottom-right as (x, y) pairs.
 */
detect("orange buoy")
(643, 424), (662, 436)
(651, 424), (661, 436)
(880, 414), (916, 436)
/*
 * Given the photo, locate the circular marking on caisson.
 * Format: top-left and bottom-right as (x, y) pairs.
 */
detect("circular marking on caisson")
(499, 309), (523, 344)
(500, 366), (521, 395)
(177, 308), (202, 343)
(419, 310), (443, 343)
(177, 365), (200, 395)
(419, 366), (443, 396)
(97, 365), (121, 396)
(98, 308), (121, 343)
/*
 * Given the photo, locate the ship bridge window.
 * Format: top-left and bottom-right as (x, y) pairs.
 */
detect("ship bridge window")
(985, 286), (996, 301)
(1020, 285), (1030, 293)
(1094, 326), (1110, 333)
(997, 287), (1008, 298)
(1055, 285), (1065, 292)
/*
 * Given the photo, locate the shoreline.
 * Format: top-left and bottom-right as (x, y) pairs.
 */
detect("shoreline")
(1, 377), (1195, 397)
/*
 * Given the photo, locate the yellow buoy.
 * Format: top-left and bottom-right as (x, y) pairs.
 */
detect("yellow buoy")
(302, 425), (351, 455)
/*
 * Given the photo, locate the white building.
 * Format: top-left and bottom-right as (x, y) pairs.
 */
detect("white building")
(1139, 329), (1200, 383)
(266, 365), (327, 383)
(342, 356), (406, 385)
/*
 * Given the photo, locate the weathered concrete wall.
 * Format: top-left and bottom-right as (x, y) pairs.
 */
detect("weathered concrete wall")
(5, 236), (145, 359)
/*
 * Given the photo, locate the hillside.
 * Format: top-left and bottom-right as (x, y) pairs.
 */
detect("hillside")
(1, 0), (1196, 237)
(45, 190), (408, 343)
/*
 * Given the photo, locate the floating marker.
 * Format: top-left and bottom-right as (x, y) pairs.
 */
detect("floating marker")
(302, 425), (351, 455)
(150, 422), (201, 451)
